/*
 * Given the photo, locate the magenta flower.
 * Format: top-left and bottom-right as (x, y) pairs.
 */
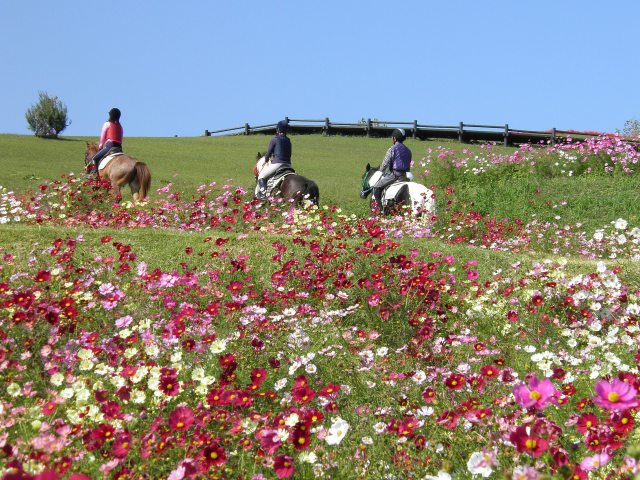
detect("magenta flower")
(513, 376), (559, 410)
(593, 378), (639, 411)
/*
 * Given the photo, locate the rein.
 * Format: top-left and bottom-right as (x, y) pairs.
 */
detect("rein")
(360, 168), (376, 197)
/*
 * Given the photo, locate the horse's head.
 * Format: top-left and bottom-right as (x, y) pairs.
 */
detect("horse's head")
(360, 163), (378, 199)
(253, 152), (266, 178)
(85, 142), (99, 171)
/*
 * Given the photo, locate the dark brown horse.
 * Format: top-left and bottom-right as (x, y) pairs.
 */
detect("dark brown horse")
(254, 153), (319, 205)
(85, 143), (151, 204)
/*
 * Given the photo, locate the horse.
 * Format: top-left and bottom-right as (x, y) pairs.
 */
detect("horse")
(359, 163), (435, 217)
(254, 153), (319, 206)
(84, 143), (151, 204)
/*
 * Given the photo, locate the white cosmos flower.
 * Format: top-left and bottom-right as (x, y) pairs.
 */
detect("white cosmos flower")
(423, 471), (452, 480)
(373, 422), (386, 433)
(326, 417), (349, 445)
(614, 218), (628, 230)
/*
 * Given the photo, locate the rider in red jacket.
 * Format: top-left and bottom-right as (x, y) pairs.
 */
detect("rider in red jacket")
(92, 108), (123, 171)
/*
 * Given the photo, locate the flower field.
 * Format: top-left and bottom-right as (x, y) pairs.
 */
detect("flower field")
(1, 135), (640, 479)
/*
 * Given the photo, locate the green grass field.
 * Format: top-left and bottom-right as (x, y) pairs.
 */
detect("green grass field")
(2, 133), (640, 478)
(2, 132), (640, 279)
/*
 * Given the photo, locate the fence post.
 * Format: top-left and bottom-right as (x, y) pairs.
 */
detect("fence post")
(413, 120), (418, 139)
(204, 130), (210, 137)
(324, 117), (330, 136)
(458, 122), (464, 143)
(551, 127), (557, 146)
(504, 124), (509, 147)
(245, 123), (250, 135)
(367, 118), (372, 137)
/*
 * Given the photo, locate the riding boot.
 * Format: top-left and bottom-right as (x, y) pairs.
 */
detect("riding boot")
(256, 178), (267, 200)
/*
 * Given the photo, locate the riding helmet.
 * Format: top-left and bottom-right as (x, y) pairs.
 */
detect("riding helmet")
(392, 128), (406, 142)
(109, 108), (121, 122)
(277, 120), (289, 133)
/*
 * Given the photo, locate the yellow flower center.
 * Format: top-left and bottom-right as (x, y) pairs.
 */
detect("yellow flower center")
(525, 439), (537, 449)
(607, 392), (620, 403)
(529, 390), (541, 400)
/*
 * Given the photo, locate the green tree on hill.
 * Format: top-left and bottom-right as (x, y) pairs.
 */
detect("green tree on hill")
(25, 91), (70, 138)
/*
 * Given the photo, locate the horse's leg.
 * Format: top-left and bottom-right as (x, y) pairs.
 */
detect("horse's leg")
(129, 176), (140, 205)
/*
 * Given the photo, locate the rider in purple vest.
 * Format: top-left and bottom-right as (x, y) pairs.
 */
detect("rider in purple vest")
(256, 120), (292, 200)
(372, 128), (412, 208)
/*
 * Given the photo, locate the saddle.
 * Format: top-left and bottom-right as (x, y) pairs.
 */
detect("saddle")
(264, 165), (296, 196)
(98, 147), (125, 171)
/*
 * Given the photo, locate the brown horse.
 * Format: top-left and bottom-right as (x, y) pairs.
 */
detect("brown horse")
(254, 153), (319, 206)
(85, 143), (151, 204)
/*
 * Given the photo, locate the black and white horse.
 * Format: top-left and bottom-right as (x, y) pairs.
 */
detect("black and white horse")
(359, 163), (435, 217)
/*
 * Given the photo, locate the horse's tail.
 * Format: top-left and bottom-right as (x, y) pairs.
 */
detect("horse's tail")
(134, 162), (151, 200)
(303, 180), (319, 205)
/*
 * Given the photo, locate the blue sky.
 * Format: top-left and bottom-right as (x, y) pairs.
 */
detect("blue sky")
(1, 1), (639, 137)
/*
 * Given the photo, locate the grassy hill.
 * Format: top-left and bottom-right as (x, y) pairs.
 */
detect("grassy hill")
(1, 133), (640, 478)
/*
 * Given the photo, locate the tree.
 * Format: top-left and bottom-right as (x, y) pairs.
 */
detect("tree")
(620, 118), (640, 137)
(25, 92), (70, 138)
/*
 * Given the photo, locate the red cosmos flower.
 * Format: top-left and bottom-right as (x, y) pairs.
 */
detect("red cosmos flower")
(207, 389), (229, 406)
(291, 428), (310, 450)
(100, 235), (112, 243)
(318, 384), (340, 397)
(13, 291), (34, 308)
(256, 428), (282, 455)
(467, 375), (485, 391)
(422, 387), (436, 403)
(120, 365), (138, 378)
(250, 368), (268, 385)
(292, 386), (315, 404)
(273, 454), (295, 479)
(414, 435), (427, 450)
(204, 301), (220, 316)
(169, 406), (195, 431)
(510, 425), (549, 457)
(34, 270), (51, 283)
(480, 364), (499, 378)
(111, 431), (132, 458)
(397, 418), (417, 437)
(507, 310), (519, 322)
(294, 375), (309, 388)
(576, 413), (599, 434)
(231, 391), (253, 408)
(304, 409), (324, 425)
(531, 295), (544, 306)
(226, 280), (243, 293)
(159, 376), (180, 396)
(585, 432), (606, 452)
(444, 373), (465, 390)
(202, 443), (227, 466)
(611, 411), (635, 433)
(92, 423), (116, 442)
(436, 410), (459, 430)
(41, 400), (57, 416)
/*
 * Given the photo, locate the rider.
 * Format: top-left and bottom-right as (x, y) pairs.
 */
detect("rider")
(92, 108), (124, 172)
(372, 128), (412, 208)
(256, 120), (292, 200)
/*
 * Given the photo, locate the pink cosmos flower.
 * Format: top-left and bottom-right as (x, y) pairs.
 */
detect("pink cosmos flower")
(593, 378), (639, 411)
(580, 452), (610, 471)
(513, 376), (559, 410)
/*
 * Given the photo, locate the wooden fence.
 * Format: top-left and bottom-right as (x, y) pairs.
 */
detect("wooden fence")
(203, 117), (611, 146)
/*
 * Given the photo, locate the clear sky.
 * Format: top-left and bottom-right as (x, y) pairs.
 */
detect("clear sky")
(1, 1), (639, 137)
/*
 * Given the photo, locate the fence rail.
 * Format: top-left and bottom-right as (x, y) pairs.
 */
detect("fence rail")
(204, 117), (627, 146)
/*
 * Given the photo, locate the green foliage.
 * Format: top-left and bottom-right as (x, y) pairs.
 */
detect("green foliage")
(24, 91), (70, 138)
(620, 118), (640, 137)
